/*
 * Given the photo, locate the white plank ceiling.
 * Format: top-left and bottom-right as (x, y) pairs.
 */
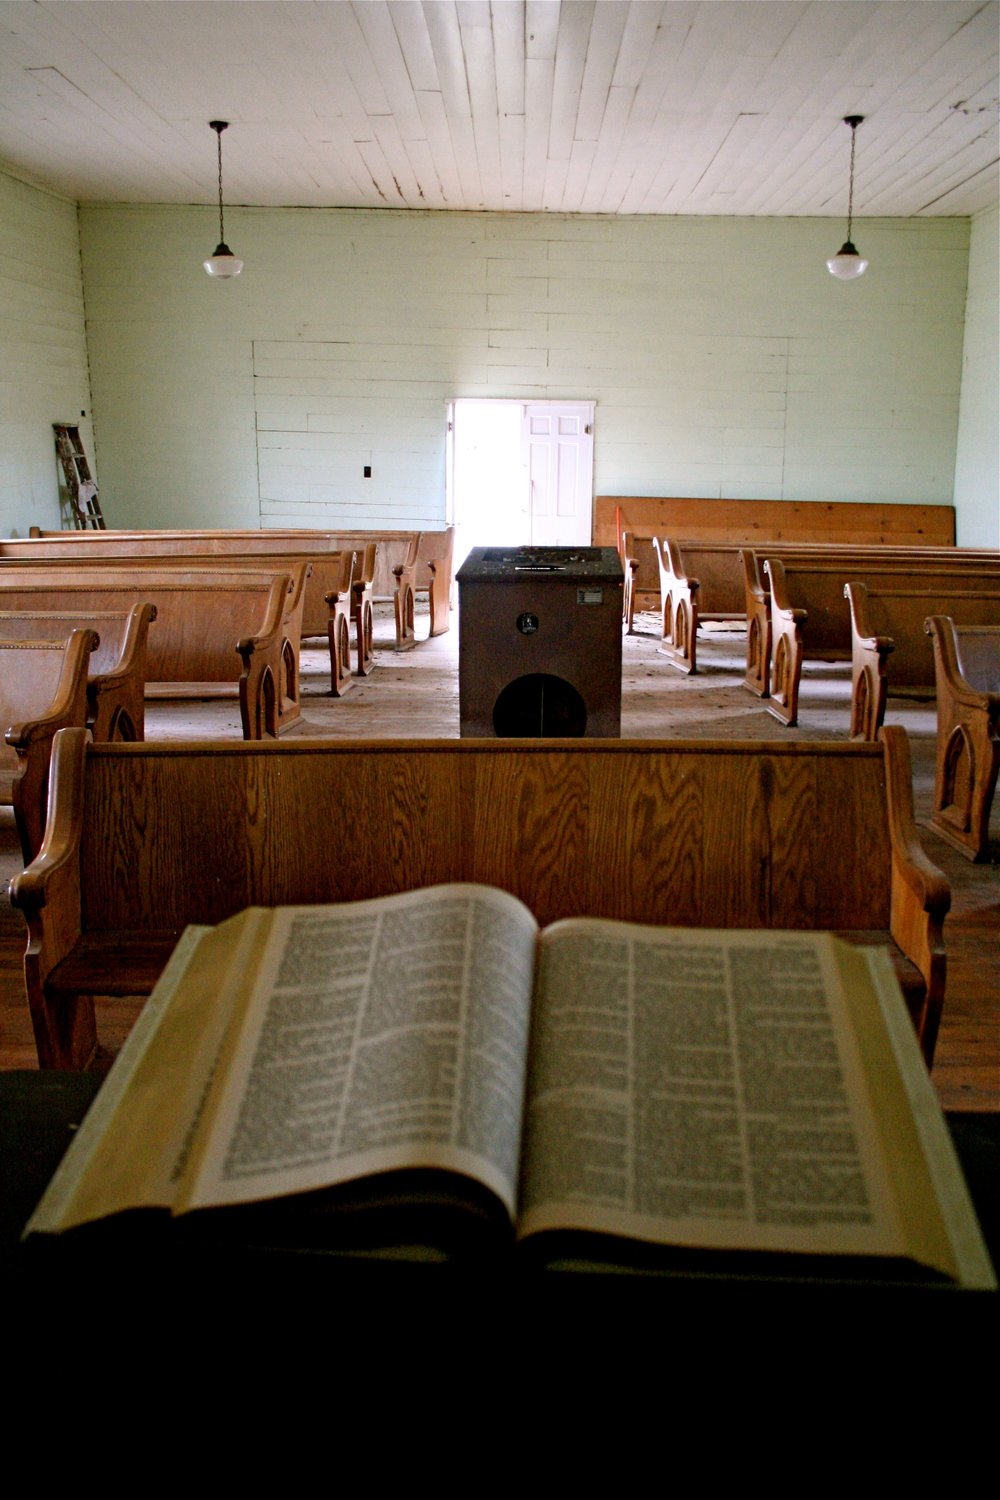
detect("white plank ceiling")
(0, 1), (996, 217)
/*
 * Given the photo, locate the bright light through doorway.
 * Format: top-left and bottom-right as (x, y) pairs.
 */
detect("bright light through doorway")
(448, 399), (595, 571)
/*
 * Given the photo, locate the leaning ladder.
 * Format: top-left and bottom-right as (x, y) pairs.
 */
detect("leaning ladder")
(52, 423), (105, 529)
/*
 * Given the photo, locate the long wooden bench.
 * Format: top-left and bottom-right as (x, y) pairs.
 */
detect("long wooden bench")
(320, 533), (419, 652)
(625, 533), (979, 668)
(645, 536), (756, 673)
(12, 728), (948, 1072)
(845, 583), (1000, 740)
(1, 631), (96, 862)
(414, 526), (455, 637)
(19, 523), (457, 643)
(596, 496), (957, 552)
(2, 538), (359, 694)
(654, 537), (983, 628)
(925, 617), (1000, 862)
(0, 566), (305, 739)
(0, 605), (155, 742)
(313, 529), (455, 648)
(741, 546), (1000, 701)
(761, 556), (1000, 727)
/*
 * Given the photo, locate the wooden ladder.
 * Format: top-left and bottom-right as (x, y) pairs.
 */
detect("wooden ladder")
(53, 423), (105, 529)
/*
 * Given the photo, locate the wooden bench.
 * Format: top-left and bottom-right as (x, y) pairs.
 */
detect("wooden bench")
(312, 529), (455, 648)
(846, 583), (1000, 740)
(761, 556), (1000, 727)
(1, 631), (96, 862)
(924, 617), (1000, 862)
(0, 565), (305, 739)
(2, 538), (359, 694)
(320, 533), (419, 652)
(18, 524), (457, 644)
(0, 605), (155, 742)
(625, 532), (975, 669)
(415, 526), (455, 638)
(12, 728), (948, 1072)
(650, 537), (978, 635)
(643, 536), (755, 673)
(595, 496), (957, 552)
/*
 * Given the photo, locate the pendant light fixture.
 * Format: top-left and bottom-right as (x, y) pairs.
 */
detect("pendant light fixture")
(203, 120), (243, 279)
(827, 115), (868, 280)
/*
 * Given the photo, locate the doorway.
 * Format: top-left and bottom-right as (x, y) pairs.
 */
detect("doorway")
(447, 399), (595, 569)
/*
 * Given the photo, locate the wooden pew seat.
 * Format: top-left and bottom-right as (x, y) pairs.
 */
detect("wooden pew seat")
(0, 605), (156, 742)
(925, 617), (1000, 861)
(0, 564), (306, 739)
(15, 524), (457, 646)
(757, 554), (1000, 727)
(845, 582), (1000, 740)
(12, 728), (948, 1072)
(0, 631), (96, 862)
(1, 541), (357, 696)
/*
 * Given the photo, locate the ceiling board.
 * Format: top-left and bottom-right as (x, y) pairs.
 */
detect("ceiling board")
(0, 0), (994, 217)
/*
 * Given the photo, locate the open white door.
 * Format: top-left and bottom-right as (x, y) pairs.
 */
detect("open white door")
(523, 403), (595, 547)
(448, 400), (596, 565)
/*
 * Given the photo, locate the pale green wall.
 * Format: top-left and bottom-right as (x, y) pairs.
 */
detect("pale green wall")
(77, 205), (972, 534)
(0, 169), (93, 535)
(954, 205), (1000, 546)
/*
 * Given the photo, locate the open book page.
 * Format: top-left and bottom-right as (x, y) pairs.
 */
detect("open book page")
(838, 942), (995, 1288)
(183, 884), (538, 1218)
(25, 917), (260, 1232)
(518, 924), (915, 1262)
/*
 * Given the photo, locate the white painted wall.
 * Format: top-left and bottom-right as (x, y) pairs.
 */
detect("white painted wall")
(77, 206), (972, 533)
(0, 170), (93, 537)
(954, 205), (1000, 547)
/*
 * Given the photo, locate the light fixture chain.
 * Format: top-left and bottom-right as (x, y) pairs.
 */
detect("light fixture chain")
(217, 127), (226, 244)
(847, 122), (857, 244)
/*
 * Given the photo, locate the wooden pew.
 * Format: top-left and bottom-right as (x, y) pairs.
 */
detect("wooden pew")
(645, 536), (754, 673)
(0, 565), (305, 739)
(924, 617), (1000, 862)
(845, 582), (1000, 740)
(627, 533), (985, 672)
(415, 526), (455, 638)
(738, 547), (1000, 703)
(321, 533), (419, 651)
(12, 728), (948, 1072)
(652, 537), (985, 636)
(309, 529), (456, 648)
(0, 631), (96, 863)
(1, 538), (359, 693)
(594, 496), (957, 552)
(0, 605), (155, 742)
(621, 532), (658, 629)
(762, 556), (1000, 727)
(17, 524), (458, 643)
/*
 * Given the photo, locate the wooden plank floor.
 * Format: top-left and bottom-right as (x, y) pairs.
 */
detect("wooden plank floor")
(1, 603), (996, 1109)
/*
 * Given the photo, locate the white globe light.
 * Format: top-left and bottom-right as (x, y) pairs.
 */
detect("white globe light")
(827, 242), (869, 280)
(204, 244), (244, 278)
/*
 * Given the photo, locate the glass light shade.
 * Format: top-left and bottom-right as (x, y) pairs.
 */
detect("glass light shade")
(827, 241), (868, 280)
(203, 243), (243, 278)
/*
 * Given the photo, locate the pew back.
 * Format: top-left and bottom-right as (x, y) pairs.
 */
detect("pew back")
(0, 631), (96, 862)
(845, 583), (1000, 740)
(0, 605), (155, 741)
(0, 566), (303, 738)
(760, 556), (1000, 726)
(17, 525), (456, 638)
(595, 496), (956, 550)
(925, 617), (1000, 861)
(13, 729), (948, 1069)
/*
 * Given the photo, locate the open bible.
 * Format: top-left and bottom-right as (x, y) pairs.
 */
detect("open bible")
(26, 884), (994, 1287)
